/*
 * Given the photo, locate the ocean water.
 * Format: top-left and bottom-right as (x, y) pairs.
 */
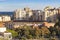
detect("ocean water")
(0, 12), (14, 16)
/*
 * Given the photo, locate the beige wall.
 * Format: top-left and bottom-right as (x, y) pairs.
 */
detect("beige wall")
(44, 7), (58, 22)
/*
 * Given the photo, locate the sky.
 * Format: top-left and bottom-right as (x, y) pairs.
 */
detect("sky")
(0, 0), (60, 11)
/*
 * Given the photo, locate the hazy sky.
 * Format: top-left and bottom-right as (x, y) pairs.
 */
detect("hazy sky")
(0, 0), (60, 11)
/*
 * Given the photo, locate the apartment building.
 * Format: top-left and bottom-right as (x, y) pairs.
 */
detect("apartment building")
(0, 15), (11, 22)
(24, 7), (33, 21)
(57, 7), (60, 20)
(14, 9), (27, 20)
(44, 6), (58, 22)
(32, 10), (44, 21)
(14, 7), (33, 21)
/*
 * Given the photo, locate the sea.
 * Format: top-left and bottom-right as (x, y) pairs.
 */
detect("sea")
(0, 12), (14, 16)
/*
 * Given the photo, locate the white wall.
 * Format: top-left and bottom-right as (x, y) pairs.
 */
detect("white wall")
(2, 16), (11, 22)
(0, 17), (2, 21)
(0, 27), (6, 32)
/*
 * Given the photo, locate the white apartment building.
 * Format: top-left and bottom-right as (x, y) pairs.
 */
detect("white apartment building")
(2, 16), (11, 22)
(4, 33), (12, 40)
(26, 10), (33, 20)
(32, 10), (44, 21)
(28, 10), (33, 18)
(0, 15), (11, 22)
(24, 7), (33, 20)
(14, 8), (33, 21)
(44, 6), (58, 22)
(14, 9), (27, 20)
(38, 10), (44, 21)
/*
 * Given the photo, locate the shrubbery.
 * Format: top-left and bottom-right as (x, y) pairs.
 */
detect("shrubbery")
(7, 20), (60, 40)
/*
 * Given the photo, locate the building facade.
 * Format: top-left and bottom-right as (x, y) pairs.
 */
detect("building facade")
(14, 9), (27, 20)
(14, 7), (33, 21)
(32, 10), (44, 21)
(24, 7), (33, 21)
(57, 7), (60, 20)
(44, 6), (58, 22)
(0, 15), (11, 22)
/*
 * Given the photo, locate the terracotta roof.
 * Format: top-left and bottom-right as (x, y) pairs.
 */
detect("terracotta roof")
(0, 22), (5, 27)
